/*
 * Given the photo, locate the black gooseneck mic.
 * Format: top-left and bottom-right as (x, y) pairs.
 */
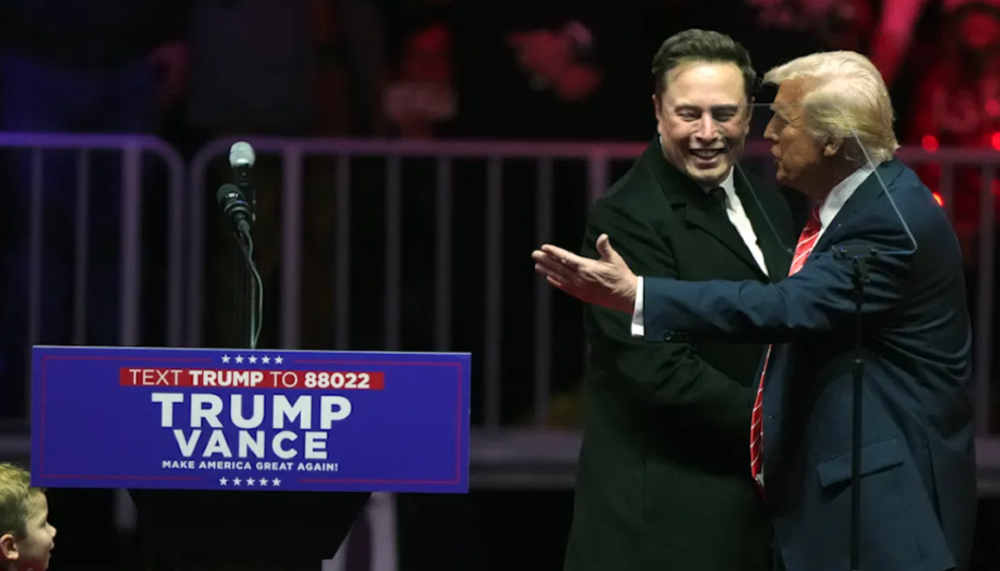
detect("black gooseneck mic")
(216, 183), (252, 237)
(215, 140), (264, 351)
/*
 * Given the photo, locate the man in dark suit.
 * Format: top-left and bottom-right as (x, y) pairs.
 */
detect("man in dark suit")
(533, 51), (977, 571)
(561, 30), (795, 571)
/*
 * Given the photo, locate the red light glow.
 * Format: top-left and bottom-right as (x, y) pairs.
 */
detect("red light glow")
(922, 135), (939, 152)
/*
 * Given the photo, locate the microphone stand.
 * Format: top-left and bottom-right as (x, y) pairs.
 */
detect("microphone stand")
(234, 169), (256, 351)
(234, 229), (257, 350)
(833, 244), (877, 571)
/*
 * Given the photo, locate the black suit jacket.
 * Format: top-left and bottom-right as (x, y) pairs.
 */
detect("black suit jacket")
(563, 137), (795, 571)
(641, 160), (977, 571)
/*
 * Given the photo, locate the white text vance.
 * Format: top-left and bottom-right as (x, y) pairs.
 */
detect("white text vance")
(151, 393), (352, 461)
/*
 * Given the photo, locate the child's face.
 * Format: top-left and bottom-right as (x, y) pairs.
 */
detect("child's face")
(12, 492), (56, 571)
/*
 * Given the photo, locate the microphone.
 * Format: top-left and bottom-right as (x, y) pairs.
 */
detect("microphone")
(229, 141), (255, 179)
(216, 183), (252, 237)
(229, 141), (256, 222)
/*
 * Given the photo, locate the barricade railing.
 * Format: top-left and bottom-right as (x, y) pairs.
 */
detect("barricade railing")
(187, 139), (999, 431)
(0, 133), (998, 493)
(0, 131), (188, 392)
(0, 131), (188, 536)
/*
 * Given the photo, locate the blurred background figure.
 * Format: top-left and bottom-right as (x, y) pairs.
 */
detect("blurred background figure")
(0, 1), (189, 568)
(905, 0), (1000, 266)
(186, 0), (388, 351)
(383, 21), (456, 140)
(0, 0), (189, 419)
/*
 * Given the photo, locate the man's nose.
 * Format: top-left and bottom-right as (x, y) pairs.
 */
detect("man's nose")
(695, 115), (718, 140)
(763, 118), (778, 142)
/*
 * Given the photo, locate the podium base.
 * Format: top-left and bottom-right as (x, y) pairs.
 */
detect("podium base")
(130, 489), (370, 569)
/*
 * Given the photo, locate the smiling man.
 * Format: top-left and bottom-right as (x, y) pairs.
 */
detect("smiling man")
(560, 29), (795, 571)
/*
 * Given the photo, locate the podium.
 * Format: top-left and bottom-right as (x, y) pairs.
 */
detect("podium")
(31, 346), (471, 570)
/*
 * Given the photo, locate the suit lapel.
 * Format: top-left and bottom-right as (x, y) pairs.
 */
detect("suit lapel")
(735, 170), (793, 278)
(813, 160), (906, 253)
(682, 190), (769, 279)
(641, 137), (770, 280)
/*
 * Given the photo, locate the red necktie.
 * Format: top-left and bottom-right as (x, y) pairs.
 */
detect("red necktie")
(750, 205), (822, 493)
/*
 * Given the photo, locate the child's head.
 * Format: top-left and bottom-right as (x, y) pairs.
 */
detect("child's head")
(0, 464), (54, 571)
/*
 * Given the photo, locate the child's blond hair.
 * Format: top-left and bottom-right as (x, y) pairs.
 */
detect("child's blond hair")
(0, 464), (41, 538)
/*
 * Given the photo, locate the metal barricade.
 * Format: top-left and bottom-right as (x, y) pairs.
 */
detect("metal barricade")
(186, 137), (646, 428)
(186, 138), (1000, 492)
(0, 131), (188, 347)
(0, 130), (188, 534)
(0, 131), (187, 413)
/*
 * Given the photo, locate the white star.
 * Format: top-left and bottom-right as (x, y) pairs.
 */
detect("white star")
(262, 356), (270, 364)
(274, 356), (283, 365)
(219, 477), (228, 486)
(259, 478), (269, 486)
(221, 355), (231, 363)
(249, 355), (257, 364)
(233, 477), (242, 486)
(247, 477), (256, 486)
(235, 355), (244, 364)
(272, 478), (281, 486)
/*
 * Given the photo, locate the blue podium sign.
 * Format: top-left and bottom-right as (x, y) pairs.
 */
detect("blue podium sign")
(31, 346), (471, 493)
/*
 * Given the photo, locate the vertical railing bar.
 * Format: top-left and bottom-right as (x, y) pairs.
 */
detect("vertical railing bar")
(119, 144), (142, 346)
(533, 158), (554, 426)
(114, 143), (143, 537)
(583, 154), (609, 381)
(974, 165), (996, 436)
(484, 157), (503, 430)
(187, 156), (208, 346)
(335, 154), (352, 350)
(586, 153), (609, 204)
(385, 155), (402, 351)
(434, 157), (453, 351)
(166, 152), (185, 346)
(281, 146), (304, 349)
(27, 150), (44, 418)
(73, 151), (90, 345)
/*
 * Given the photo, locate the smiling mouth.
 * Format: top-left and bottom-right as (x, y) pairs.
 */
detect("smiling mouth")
(691, 149), (725, 160)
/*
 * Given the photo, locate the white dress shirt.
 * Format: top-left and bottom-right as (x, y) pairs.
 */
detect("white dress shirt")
(630, 163), (877, 337)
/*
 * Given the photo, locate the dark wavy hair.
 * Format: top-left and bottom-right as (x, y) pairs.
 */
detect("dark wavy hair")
(651, 29), (757, 102)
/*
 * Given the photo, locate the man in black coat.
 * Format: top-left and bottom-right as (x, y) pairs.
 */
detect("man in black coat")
(562, 30), (795, 571)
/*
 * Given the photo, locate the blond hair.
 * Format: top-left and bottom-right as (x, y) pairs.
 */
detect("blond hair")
(763, 51), (899, 164)
(0, 464), (41, 538)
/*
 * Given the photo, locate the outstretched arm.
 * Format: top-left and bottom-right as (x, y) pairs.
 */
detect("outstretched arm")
(641, 240), (909, 344)
(533, 223), (912, 344)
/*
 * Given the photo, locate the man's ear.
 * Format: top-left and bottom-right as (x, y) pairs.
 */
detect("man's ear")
(823, 137), (844, 157)
(0, 533), (19, 561)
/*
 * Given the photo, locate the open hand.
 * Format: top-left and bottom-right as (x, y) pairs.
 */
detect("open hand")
(531, 234), (637, 313)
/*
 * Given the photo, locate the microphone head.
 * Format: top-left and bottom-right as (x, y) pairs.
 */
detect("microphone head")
(229, 141), (256, 168)
(216, 183), (244, 207)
